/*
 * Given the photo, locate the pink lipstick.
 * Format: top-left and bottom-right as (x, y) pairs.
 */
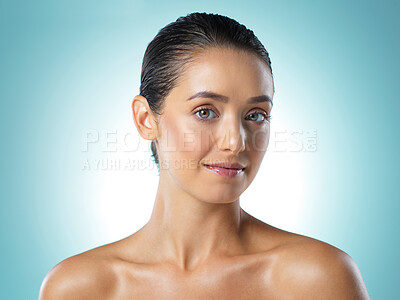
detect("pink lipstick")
(203, 163), (245, 178)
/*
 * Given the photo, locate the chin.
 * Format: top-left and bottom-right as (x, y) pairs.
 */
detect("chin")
(201, 197), (239, 205)
(197, 185), (243, 204)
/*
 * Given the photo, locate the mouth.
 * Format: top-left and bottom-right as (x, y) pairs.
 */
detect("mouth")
(203, 164), (245, 178)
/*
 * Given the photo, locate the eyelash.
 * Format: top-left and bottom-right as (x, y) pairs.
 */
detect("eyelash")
(193, 106), (272, 123)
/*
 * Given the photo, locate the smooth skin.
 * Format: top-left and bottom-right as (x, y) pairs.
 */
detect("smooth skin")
(39, 47), (370, 299)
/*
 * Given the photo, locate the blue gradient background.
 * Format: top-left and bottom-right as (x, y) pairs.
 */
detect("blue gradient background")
(1, 1), (399, 299)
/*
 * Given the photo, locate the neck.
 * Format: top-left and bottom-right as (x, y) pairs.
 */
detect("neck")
(140, 170), (247, 271)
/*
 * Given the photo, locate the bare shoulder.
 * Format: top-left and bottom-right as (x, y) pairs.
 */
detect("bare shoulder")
(269, 233), (370, 300)
(39, 250), (119, 300)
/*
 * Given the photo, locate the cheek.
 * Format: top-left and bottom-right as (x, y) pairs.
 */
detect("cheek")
(158, 115), (206, 167)
(247, 126), (270, 154)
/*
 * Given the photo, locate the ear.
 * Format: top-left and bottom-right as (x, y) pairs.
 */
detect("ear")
(131, 95), (159, 141)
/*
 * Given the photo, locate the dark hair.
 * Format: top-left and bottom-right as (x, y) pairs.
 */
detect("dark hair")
(139, 12), (274, 172)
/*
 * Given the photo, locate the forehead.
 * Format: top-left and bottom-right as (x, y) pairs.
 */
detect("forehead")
(174, 47), (274, 100)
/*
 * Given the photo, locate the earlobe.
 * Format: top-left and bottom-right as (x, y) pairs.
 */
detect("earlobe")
(131, 95), (158, 141)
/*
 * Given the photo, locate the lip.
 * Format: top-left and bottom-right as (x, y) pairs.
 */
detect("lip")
(203, 162), (245, 169)
(203, 163), (246, 178)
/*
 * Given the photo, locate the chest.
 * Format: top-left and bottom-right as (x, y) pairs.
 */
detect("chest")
(113, 262), (276, 300)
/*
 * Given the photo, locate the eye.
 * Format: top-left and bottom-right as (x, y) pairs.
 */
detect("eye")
(245, 111), (272, 123)
(194, 107), (217, 121)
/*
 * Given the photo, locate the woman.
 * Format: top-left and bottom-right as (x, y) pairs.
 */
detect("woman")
(40, 12), (370, 299)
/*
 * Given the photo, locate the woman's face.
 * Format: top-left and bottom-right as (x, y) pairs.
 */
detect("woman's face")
(156, 47), (274, 204)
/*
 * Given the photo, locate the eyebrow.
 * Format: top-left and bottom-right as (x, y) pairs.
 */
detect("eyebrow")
(186, 91), (273, 106)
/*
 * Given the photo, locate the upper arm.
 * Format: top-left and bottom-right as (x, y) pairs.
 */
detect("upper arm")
(274, 241), (370, 300)
(39, 255), (117, 300)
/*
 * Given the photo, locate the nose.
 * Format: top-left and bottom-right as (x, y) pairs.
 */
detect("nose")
(217, 116), (246, 154)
